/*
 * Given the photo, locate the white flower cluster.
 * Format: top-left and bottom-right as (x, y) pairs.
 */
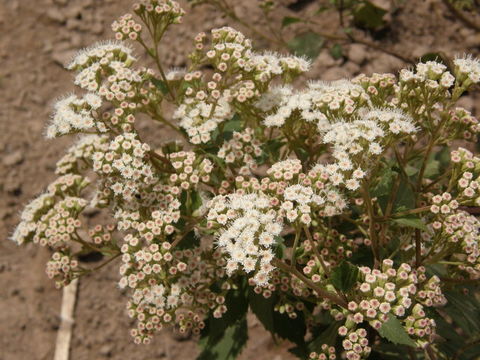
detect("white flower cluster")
(259, 81), (369, 129)
(454, 55), (480, 86)
(176, 26), (309, 144)
(46, 93), (102, 138)
(174, 95), (234, 144)
(319, 108), (416, 191)
(399, 61), (455, 89)
(67, 41), (136, 90)
(217, 128), (262, 175)
(282, 184), (325, 225)
(207, 192), (281, 285)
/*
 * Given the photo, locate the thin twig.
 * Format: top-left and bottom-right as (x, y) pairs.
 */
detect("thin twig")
(54, 279), (78, 360)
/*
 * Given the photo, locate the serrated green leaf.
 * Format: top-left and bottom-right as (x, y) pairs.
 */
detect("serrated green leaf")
(392, 217), (428, 231)
(288, 32), (324, 60)
(330, 261), (359, 292)
(282, 16), (302, 28)
(378, 314), (416, 347)
(197, 317), (248, 360)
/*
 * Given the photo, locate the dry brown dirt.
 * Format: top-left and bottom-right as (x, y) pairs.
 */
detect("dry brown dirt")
(1, 1), (479, 359)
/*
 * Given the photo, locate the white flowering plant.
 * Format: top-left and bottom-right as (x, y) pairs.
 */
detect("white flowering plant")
(12, 1), (480, 359)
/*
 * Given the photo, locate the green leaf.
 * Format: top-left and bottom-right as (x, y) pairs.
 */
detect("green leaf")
(151, 78), (169, 95)
(175, 230), (200, 250)
(424, 159), (440, 178)
(288, 32), (324, 60)
(392, 217), (428, 232)
(404, 165), (418, 177)
(197, 317), (248, 360)
(248, 288), (307, 347)
(353, 1), (387, 30)
(378, 314), (416, 347)
(393, 181), (416, 212)
(282, 16), (302, 28)
(418, 52), (449, 67)
(330, 44), (344, 60)
(443, 289), (480, 336)
(248, 288), (275, 333)
(371, 166), (396, 198)
(330, 261), (359, 292)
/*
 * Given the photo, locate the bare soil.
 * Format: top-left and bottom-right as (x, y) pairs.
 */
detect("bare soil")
(1, 0), (479, 359)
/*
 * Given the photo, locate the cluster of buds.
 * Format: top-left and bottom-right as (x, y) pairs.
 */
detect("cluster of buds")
(55, 135), (109, 175)
(121, 237), (229, 343)
(217, 128), (263, 175)
(352, 72), (396, 105)
(168, 151), (213, 189)
(88, 224), (116, 245)
(450, 148), (480, 206)
(403, 304), (437, 348)
(345, 261), (443, 329)
(300, 230), (364, 271)
(47, 174), (90, 197)
(427, 208), (480, 279)
(446, 107), (480, 142)
(46, 251), (80, 288)
(92, 133), (157, 203)
(309, 344), (337, 360)
(337, 327), (371, 360)
(132, 0), (185, 27)
(112, 13), (142, 41)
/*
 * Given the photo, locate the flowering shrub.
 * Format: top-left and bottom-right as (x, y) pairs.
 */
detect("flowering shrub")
(12, 1), (480, 359)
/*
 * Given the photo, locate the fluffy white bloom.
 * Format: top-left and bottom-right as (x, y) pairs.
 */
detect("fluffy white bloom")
(454, 55), (480, 84)
(46, 94), (102, 138)
(207, 192), (281, 285)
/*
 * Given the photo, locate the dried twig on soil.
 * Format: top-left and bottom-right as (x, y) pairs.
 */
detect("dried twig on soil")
(54, 279), (78, 360)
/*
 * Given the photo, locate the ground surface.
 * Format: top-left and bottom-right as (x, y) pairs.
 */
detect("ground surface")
(1, 0), (479, 359)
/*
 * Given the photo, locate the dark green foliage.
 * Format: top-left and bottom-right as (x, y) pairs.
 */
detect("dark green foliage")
(378, 314), (416, 348)
(288, 32), (325, 60)
(330, 261), (359, 292)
